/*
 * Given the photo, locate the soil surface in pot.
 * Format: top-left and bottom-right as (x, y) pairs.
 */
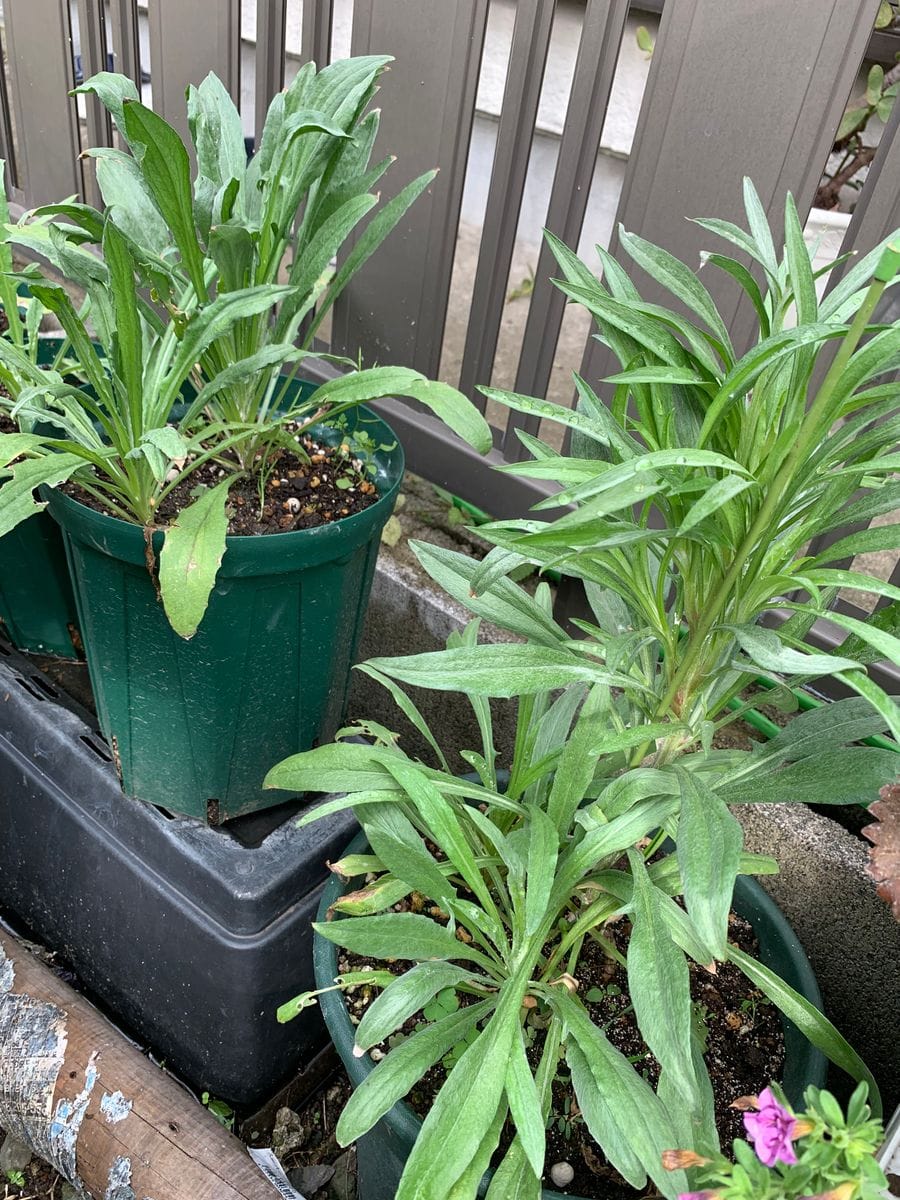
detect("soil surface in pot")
(339, 908), (784, 1199)
(62, 430), (380, 535)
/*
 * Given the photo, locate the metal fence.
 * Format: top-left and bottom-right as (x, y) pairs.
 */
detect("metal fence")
(1, 0), (899, 685)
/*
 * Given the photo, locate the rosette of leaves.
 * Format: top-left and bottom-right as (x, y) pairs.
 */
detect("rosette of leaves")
(466, 181), (900, 750)
(266, 631), (889, 1199)
(6, 57), (487, 467)
(0, 58), (491, 638)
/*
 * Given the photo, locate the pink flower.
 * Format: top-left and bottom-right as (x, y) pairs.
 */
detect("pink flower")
(743, 1087), (798, 1166)
(677, 1192), (718, 1200)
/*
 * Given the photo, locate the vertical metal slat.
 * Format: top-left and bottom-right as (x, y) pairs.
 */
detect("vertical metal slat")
(455, 0), (556, 409)
(75, 0), (113, 206)
(579, 0), (883, 391)
(107, 0), (142, 88)
(502, 0), (629, 453)
(331, 0), (489, 377)
(147, 0), (241, 143)
(256, 0), (288, 147)
(301, 0), (334, 68)
(4, 0), (81, 205)
(0, 20), (19, 194)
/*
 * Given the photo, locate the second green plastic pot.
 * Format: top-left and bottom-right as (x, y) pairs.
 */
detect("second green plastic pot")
(46, 399), (404, 821)
(0, 337), (81, 657)
(314, 831), (827, 1200)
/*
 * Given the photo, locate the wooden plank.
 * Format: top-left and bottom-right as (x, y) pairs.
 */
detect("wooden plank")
(301, 0), (334, 68)
(255, 0), (288, 147)
(0, 929), (279, 1200)
(74, 0), (113, 206)
(107, 0), (142, 87)
(503, 0), (630, 453)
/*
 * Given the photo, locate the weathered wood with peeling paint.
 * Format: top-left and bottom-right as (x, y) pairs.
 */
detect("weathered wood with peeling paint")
(0, 930), (280, 1200)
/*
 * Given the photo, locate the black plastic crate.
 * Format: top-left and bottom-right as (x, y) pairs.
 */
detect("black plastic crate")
(0, 639), (357, 1107)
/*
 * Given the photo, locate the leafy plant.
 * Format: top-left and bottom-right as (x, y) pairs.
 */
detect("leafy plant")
(817, 51), (900, 209)
(664, 1082), (887, 1200)
(47, 58), (485, 464)
(201, 1090), (236, 1132)
(0, 60), (491, 638)
(265, 187), (900, 1198)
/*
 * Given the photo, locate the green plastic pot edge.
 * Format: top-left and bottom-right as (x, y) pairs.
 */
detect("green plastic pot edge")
(43, 390), (405, 820)
(0, 337), (81, 658)
(46, 399), (404, 574)
(314, 830), (827, 1200)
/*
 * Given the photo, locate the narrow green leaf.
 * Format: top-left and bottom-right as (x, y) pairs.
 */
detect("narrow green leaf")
(0, 453), (86, 538)
(809, 523), (900, 566)
(626, 851), (698, 1109)
(618, 225), (733, 355)
(313, 912), (490, 967)
(73, 71), (140, 130)
(354, 962), (477, 1054)
(410, 541), (566, 648)
(379, 758), (498, 916)
(553, 989), (685, 1198)
(524, 805), (558, 937)
(447, 1099), (509, 1200)
(158, 478), (231, 638)
(401, 379), (493, 455)
(366, 644), (644, 698)
(102, 220), (143, 435)
(336, 999), (495, 1144)
(395, 973), (527, 1200)
(722, 746), (898, 806)
(505, 1027), (544, 1179)
(678, 474), (754, 535)
(675, 766), (743, 959)
(783, 193), (817, 324)
(357, 801), (455, 908)
(725, 622), (859, 675)
(728, 944), (881, 1115)
(828, 608), (900, 669)
(121, 98), (207, 295)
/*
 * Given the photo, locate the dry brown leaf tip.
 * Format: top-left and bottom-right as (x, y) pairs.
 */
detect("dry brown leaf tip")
(862, 781), (900, 921)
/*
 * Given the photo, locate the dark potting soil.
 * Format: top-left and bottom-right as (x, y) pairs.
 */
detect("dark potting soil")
(62, 431), (380, 536)
(338, 909), (783, 1199)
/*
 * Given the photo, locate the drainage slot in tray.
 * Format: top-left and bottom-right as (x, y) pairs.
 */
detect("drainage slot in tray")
(79, 733), (114, 764)
(30, 674), (59, 700)
(15, 675), (48, 701)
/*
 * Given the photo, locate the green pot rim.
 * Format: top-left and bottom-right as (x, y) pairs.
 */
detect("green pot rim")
(45, 402), (405, 577)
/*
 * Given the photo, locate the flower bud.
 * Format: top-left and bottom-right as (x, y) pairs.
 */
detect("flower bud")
(662, 1150), (711, 1170)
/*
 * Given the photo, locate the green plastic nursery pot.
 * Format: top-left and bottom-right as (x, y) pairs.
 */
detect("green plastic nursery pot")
(0, 337), (80, 658)
(46, 395), (404, 821)
(314, 831), (827, 1200)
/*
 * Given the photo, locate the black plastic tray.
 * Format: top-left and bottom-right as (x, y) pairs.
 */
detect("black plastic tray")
(0, 638), (357, 1107)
